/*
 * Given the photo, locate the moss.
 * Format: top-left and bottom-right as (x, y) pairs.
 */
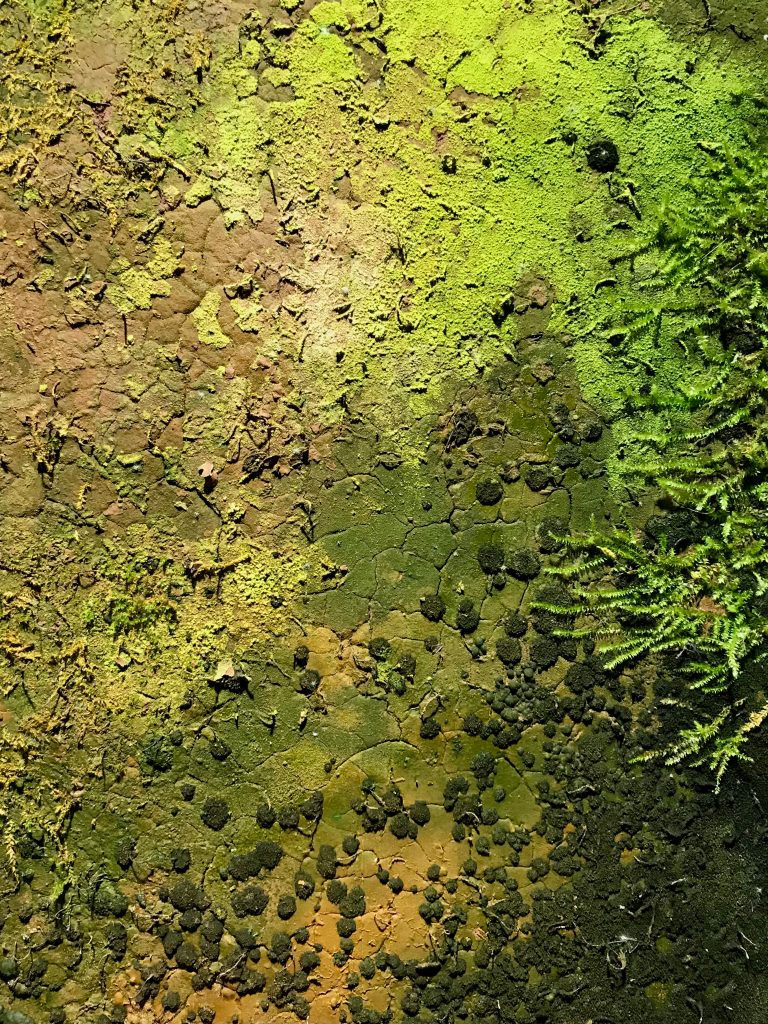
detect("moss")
(456, 599), (480, 634)
(256, 803), (277, 829)
(420, 594), (446, 621)
(397, 653), (417, 679)
(298, 669), (321, 694)
(167, 879), (208, 913)
(317, 844), (338, 879)
(478, 543), (505, 575)
(200, 797), (230, 831)
(327, 879), (347, 905)
(300, 790), (324, 821)
(507, 549), (541, 580)
(389, 812), (411, 840)
(191, 289), (231, 349)
(337, 916), (357, 938)
(277, 894), (296, 920)
(342, 835), (360, 856)
(530, 635), (559, 669)
(476, 479), (503, 506)
(93, 881), (128, 918)
(409, 800), (431, 826)
(368, 637), (391, 661)
(231, 884), (269, 918)
(496, 637), (522, 667)
(501, 612), (527, 637)
(420, 717), (441, 740)
(278, 804), (300, 830)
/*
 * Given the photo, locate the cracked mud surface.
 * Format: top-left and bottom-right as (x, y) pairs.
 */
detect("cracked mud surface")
(1, 2), (768, 1023)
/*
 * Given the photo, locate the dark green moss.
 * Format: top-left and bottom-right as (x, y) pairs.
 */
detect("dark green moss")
(456, 599), (480, 634)
(507, 549), (541, 580)
(409, 800), (431, 826)
(231, 884), (268, 918)
(476, 479), (503, 505)
(368, 637), (391, 661)
(317, 845), (338, 879)
(496, 637), (522, 666)
(200, 797), (230, 831)
(277, 895), (296, 920)
(478, 543), (505, 575)
(420, 594), (446, 621)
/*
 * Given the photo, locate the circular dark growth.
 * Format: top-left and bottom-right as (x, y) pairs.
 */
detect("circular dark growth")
(421, 594), (446, 622)
(456, 599), (480, 634)
(586, 138), (619, 172)
(368, 637), (391, 661)
(293, 644), (310, 668)
(478, 543), (505, 575)
(507, 549), (541, 580)
(298, 669), (320, 694)
(446, 408), (478, 449)
(497, 636), (522, 667)
(201, 797), (230, 831)
(502, 611), (527, 637)
(476, 479), (503, 506)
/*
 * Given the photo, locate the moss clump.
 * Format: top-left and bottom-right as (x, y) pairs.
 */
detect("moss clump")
(298, 669), (321, 694)
(201, 797), (230, 831)
(277, 895), (296, 920)
(301, 790), (324, 821)
(294, 644), (310, 667)
(269, 932), (293, 965)
(501, 611), (527, 637)
(420, 717), (441, 740)
(537, 516), (568, 553)
(256, 803), (277, 828)
(368, 637), (391, 661)
(420, 594), (446, 621)
(231, 885), (269, 918)
(327, 879), (347, 904)
(93, 881), (128, 918)
(317, 845), (338, 879)
(168, 879), (208, 913)
(530, 635), (559, 669)
(470, 752), (496, 785)
(300, 951), (321, 973)
(337, 917), (357, 938)
(409, 800), (431, 826)
(476, 479), (503, 505)
(456, 599), (480, 634)
(398, 653), (417, 679)
(478, 543), (505, 575)
(143, 735), (173, 772)
(496, 637), (522, 667)
(295, 872), (315, 900)
(342, 835), (360, 856)
(339, 886), (366, 918)
(586, 138), (619, 172)
(507, 549), (541, 580)
(279, 805), (300, 830)
(419, 900), (444, 923)
(389, 812), (413, 840)
(523, 465), (551, 492)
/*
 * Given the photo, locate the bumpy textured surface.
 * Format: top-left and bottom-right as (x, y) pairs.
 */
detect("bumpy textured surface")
(1, 2), (767, 1023)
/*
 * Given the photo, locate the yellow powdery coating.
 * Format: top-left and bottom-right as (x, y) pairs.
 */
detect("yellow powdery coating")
(191, 290), (231, 349)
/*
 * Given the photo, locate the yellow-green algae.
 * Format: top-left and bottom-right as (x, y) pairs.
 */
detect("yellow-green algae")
(147, 0), (764, 467)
